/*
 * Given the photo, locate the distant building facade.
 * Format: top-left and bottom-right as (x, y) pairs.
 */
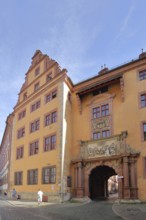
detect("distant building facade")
(0, 114), (13, 195)
(0, 50), (146, 202)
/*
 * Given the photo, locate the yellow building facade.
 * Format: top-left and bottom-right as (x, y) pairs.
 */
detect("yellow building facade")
(1, 50), (146, 202)
(71, 51), (146, 201)
(10, 50), (72, 201)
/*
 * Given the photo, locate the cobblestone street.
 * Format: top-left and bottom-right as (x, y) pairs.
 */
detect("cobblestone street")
(0, 200), (122, 220)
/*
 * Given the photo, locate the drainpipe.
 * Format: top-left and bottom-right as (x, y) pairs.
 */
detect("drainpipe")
(60, 82), (66, 203)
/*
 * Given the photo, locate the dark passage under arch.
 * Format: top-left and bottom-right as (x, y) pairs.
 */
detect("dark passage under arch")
(89, 165), (117, 200)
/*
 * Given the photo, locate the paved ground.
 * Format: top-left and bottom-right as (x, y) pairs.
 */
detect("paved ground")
(0, 197), (146, 220)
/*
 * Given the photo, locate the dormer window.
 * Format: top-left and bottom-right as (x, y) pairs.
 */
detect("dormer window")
(46, 72), (52, 82)
(34, 82), (40, 92)
(35, 66), (40, 76)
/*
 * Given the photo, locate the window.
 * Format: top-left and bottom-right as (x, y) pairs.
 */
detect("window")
(30, 119), (40, 133)
(23, 92), (27, 101)
(35, 66), (40, 76)
(139, 70), (146, 80)
(102, 130), (110, 138)
(14, 171), (23, 185)
(42, 166), (56, 184)
(46, 72), (52, 82)
(45, 90), (57, 103)
(27, 169), (38, 185)
(143, 157), (146, 178)
(29, 140), (39, 155)
(17, 127), (25, 139)
(34, 82), (40, 91)
(93, 130), (110, 139)
(143, 123), (146, 141)
(18, 109), (26, 120)
(93, 86), (108, 96)
(101, 104), (109, 116)
(44, 134), (56, 152)
(93, 107), (100, 119)
(93, 104), (109, 118)
(45, 111), (57, 126)
(31, 100), (41, 112)
(141, 94), (146, 107)
(93, 132), (101, 140)
(16, 146), (24, 159)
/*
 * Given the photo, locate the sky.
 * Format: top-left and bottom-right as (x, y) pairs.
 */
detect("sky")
(0, 0), (146, 142)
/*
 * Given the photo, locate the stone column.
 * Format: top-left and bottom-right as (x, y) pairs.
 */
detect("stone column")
(76, 162), (84, 197)
(130, 158), (138, 199)
(123, 157), (130, 199)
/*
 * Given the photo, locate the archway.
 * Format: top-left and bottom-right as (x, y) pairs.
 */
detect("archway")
(89, 165), (118, 200)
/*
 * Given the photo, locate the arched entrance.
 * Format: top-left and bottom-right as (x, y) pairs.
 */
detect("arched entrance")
(89, 165), (118, 200)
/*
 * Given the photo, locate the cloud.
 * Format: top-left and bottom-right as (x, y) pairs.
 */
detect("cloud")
(115, 1), (136, 40)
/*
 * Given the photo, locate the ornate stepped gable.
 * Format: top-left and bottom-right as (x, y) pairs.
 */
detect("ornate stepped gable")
(16, 50), (65, 105)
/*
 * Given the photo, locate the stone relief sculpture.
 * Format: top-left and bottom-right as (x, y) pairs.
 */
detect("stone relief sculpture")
(80, 131), (139, 160)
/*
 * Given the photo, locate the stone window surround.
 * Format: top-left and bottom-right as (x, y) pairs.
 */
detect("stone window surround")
(17, 126), (25, 139)
(16, 146), (24, 159)
(30, 118), (40, 133)
(137, 67), (146, 81)
(43, 133), (57, 152)
(14, 171), (23, 185)
(44, 87), (57, 104)
(140, 120), (146, 142)
(42, 166), (56, 184)
(89, 95), (114, 140)
(138, 90), (146, 109)
(30, 99), (41, 112)
(27, 169), (38, 185)
(143, 157), (146, 179)
(44, 109), (57, 127)
(18, 109), (26, 120)
(29, 139), (39, 156)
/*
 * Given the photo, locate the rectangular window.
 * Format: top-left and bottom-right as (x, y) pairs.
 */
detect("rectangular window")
(45, 111), (57, 126)
(44, 134), (56, 152)
(93, 86), (108, 96)
(141, 94), (146, 107)
(35, 66), (40, 76)
(18, 109), (26, 120)
(42, 167), (56, 184)
(31, 100), (41, 112)
(93, 132), (101, 140)
(17, 127), (25, 139)
(30, 119), (40, 133)
(143, 123), (146, 141)
(14, 171), (23, 185)
(93, 107), (100, 119)
(23, 92), (27, 101)
(27, 169), (38, 185)
(92, 104), (109, 118)
(102, 130), (110, 138)
(45, 90), (57, 103)
(16, 146), (24, 159)
(46, 72), (52, 82)
(29, 140), (39, 155)
(139, 70), (146, 80)
(143, 157), (146, 178)
(34, 82), (40, 91)
(101, 104), (109, 116)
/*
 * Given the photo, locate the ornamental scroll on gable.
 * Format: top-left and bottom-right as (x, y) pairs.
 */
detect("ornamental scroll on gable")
(80, 131), (139, 159)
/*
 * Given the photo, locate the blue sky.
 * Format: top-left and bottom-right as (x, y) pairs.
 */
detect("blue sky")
(0, 0), (146, 142)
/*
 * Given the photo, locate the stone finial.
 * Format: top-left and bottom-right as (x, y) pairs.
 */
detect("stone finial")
(98, 65), (109, 75)
(139, 48), (146, 59)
